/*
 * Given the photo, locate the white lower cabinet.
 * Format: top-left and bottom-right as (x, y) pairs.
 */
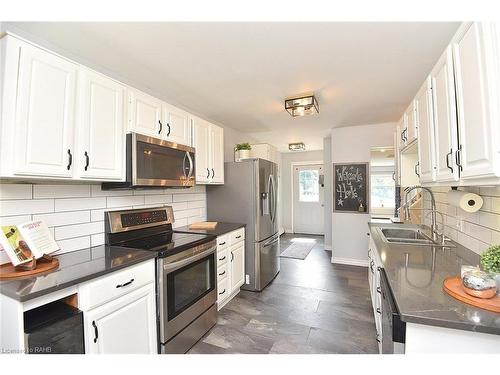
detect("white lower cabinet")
(368, 237), (383, 354)
(216, 228), (245, 309)
(84, 283), (157, 354)
(79, 259), (157, 354)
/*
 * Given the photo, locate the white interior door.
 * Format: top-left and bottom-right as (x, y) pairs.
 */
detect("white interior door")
(293, 164), (324, 235)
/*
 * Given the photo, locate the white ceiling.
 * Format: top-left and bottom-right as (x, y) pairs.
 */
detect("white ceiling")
(7, 22), (459, 151)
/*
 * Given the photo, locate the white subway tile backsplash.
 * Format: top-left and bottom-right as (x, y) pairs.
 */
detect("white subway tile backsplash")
(91, 185), (133, 197)
(426, 186), (500, 255)
(0, 214), (32, 225)
(0, 199), (53, 216)
(55, 221), (104, 240)
(33, 211), (91, 228)
(107, 195), (145, 208)
(55, 197), (106, 212)
(33, 184), (91, 199)
(91, 233), (105, 247)
(56, 236), (91, 255)
(188, 200), (205, 209)
(0, 184), (32, 200)
(172, 193), (205, 202)
(0, 183), (208, 264)
(144, 194), (173, 205)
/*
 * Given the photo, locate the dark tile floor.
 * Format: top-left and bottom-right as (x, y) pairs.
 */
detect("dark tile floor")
(188, 234), (378, 354)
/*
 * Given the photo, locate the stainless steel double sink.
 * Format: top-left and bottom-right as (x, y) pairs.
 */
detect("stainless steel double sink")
(378, 227), (455, 247)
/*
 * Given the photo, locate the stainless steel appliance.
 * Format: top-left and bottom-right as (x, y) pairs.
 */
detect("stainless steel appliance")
(102, 133), (195, 189)
(105, 207), (217, 354)
(380, 268), (406, 354)
(206, 158), (280, 292)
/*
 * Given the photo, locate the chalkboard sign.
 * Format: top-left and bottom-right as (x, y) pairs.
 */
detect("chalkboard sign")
(333, 162), (369, 213)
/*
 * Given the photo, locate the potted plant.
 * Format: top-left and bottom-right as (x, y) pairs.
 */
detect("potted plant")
(480, 245), (500, 295)
(235, 143), (252, 160)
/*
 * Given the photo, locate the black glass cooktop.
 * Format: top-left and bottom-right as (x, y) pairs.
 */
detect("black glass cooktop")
(118, 231), (215, 257)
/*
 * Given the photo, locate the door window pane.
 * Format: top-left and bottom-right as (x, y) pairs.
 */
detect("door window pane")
(370, 173), (395, 209)
(299, 170), (319, 202)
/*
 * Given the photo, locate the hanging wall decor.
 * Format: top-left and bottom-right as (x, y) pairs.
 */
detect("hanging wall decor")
(333, 162), (369, 213)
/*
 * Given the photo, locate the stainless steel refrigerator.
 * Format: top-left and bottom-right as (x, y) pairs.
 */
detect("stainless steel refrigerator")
(206, 158), (280, 292)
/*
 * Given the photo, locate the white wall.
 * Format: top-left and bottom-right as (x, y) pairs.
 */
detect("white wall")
(323, 137), (332, 249)
(279, 150), (324, 233)
(223, 127), (258, 163)
(0, 184), (207, 265)
(331, 122), (396, 265)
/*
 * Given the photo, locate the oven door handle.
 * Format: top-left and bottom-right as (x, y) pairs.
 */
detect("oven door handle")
(163, 246), (216, 272)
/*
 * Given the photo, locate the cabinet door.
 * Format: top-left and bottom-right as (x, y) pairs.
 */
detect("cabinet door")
(14, 42), (77, 177)
(192, 117), (211, 184)
(85, 284), (157, 354)
(128, 90), (163, 138)
(415, 78), (436, 183)
(77, 69), (125, 181)
(210, 125), (225, 184)
(453, 23), (500, 179)
(405, 102), (417, 143)
(230, 243), (245, 292)
(431, 47), (460, 183)
(163, 105), (191, 146)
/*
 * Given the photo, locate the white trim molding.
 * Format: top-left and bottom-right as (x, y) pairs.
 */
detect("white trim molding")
(324, 244), (332, 250)
(331, 256), (368, 267)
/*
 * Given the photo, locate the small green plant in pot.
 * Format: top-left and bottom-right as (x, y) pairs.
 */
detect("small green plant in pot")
(480, 245), (500, 295)
(235, 143), (252, 160)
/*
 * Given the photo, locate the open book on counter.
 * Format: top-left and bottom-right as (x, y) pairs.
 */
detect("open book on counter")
(0, 220), (59, 266)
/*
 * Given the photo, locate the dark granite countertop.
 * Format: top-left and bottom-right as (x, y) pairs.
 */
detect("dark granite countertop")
(0, 245), (157, 302)
(174, 222), (245, 237)
(369, 222), (500, 335)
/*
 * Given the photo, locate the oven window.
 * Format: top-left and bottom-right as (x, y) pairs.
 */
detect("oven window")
(167, 254), (215, 320)
(136, 140), (193, 182)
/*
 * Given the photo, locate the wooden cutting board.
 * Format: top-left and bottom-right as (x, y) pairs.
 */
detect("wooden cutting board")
(188, 221), (218, 230)
(443, 276), (500, 313)
(0, 258), (59, 280)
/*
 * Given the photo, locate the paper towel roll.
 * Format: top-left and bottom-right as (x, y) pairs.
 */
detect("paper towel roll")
(447, 190), (483, 213)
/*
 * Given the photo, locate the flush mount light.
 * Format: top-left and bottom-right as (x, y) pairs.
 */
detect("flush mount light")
(289, 142), (306, 151)
(285, 93), (319, 117)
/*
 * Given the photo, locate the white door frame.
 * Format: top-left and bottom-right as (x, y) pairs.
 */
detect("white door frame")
(290, 160), (324, 234)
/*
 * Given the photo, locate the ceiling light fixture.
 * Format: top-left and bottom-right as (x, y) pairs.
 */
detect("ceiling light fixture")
(285, 93), (319, 117)
(289, 142), (306, 151)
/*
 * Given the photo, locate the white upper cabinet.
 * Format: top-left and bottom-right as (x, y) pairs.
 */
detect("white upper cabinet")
(405, 102), (417, 144)
(191, 116), (224, 185)
(10, 38), (78, 178)
(76, 69), (125, 181)
(192, 116), (211, 183)
(415, 78), (436, 183)
(430, 47), (460, 183)
(163, 104), (191, 145)
(210, 124), (225, 184)
(128, 89), (163, 138)
(452, 22), (500, 181)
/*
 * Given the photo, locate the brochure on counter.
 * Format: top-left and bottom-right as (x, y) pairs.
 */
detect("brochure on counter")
(0, 220), (59, 266)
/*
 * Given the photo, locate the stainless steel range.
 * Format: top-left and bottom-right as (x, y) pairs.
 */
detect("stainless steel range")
(105, 206), (217, 354)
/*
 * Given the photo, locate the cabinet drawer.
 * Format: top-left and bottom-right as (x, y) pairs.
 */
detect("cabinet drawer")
(217, 263), (228, 282)
(229, 228), (245, 245)
(217, 234), (229, 251)
(217, 248), (228, 266)
(217, 277), (229, 302)
(78, 259), (155, 311)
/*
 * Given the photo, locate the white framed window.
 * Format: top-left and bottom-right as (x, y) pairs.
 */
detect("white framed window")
(298, 169), (319, 202)
(370, 172), (395, 213)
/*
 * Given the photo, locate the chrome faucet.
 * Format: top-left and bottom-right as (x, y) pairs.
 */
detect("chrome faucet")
(403, 185), (440, 242)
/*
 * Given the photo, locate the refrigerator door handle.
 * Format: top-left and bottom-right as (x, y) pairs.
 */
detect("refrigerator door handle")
(269, 174), (276, 223)
(263, 235), (279, 248)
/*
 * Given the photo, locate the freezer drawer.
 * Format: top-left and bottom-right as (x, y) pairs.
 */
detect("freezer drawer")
(255, 234), (280, 291)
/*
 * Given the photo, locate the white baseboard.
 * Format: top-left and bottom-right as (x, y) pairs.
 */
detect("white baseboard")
(284, 228), (293, 234)
(324, 244), (332, 250)
(331, 256), (368, 267)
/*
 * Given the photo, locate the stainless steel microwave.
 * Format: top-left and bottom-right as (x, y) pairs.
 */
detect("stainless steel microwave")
(102, 133), (195, 189)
